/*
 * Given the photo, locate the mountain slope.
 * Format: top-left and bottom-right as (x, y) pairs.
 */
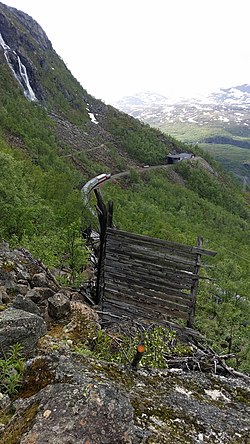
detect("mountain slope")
(0, 2), (250, 373)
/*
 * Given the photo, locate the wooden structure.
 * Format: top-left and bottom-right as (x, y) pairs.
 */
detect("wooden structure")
(94, 189), (216, 329)
(99, 228), (216, 328)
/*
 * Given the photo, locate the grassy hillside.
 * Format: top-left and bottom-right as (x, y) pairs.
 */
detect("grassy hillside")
(0, 2), (249, 372)
(157, 121), (250, 180)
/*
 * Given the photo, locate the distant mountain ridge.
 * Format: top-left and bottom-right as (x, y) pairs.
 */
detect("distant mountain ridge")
(114, 85), (250, 179)
(114, 85), (250, 126)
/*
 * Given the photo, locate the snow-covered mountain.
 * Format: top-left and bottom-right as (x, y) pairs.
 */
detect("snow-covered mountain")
(114, 85), (250, 131)
(114, 85), (250, 181)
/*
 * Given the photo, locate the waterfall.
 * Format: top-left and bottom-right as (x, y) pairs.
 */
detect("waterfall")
(0, 32), (37, 102)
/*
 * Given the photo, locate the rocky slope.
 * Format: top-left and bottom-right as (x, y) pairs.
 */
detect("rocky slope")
(0, 242), (250, 444)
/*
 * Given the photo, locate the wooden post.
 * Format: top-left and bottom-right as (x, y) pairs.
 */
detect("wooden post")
(94, 189), (107, 305)
(187, 236), (203, 328)
(94, 190), (114, 306)
(131, 343), (145, 369)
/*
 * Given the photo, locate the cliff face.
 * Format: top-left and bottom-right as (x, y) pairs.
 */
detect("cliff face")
(0, 2), (52, 51)
(0, 2), (52, 101)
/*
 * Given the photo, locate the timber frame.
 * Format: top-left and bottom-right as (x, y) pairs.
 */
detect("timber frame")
(94, 189), (216, 329)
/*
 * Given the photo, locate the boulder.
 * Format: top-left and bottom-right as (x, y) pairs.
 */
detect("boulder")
(15, 283), (30, 295)
(1, 351), (250, 444)
(31, 273), (48, 288)
(17, 382), (133, 444)
(48, 293), (71, 320)
(6, 354), (134, 444)
(0, 286), (10, 304)
(0, 309), (46, 357)
(13, 294), (42, 317)
(26, 287), (55, 303)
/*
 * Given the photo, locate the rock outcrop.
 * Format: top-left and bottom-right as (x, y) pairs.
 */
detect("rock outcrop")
(0, 243), (250, 443)
(0, 308), (46, 357)
(1, 353), (249, 444)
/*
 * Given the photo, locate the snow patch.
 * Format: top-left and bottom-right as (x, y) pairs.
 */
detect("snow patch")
(205, 389), (230, 402)
(218, 116), (230, 122)
(88, 112), (98, 124)
(175, 386), (192, 397)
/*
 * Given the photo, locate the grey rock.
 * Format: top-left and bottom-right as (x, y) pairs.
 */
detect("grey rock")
(16, 270), (31, 281)
(31, 273), (48, 288)
(0, 241), (10, 252)
(0, 286), (10, 304)
(13, 294), (41, 317)
(0, 309), (46, 357)
(26, 287), (55, 303)
(6, 352), (250, 444)
(15, 283), (29, 295)
(20, 383), (133, 444)
(48, 293), (71, 320)
(0, 393), (11, 410)
(0, 272), (16, 291)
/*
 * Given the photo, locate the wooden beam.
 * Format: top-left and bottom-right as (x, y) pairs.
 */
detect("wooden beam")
(103, 298), (190, 321)
(104, 281), (193, 307)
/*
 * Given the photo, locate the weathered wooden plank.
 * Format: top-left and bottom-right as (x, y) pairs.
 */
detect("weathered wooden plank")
(104, 262), (196, 287)
(191, 246), (217, 257)
(105, 281), (193, 308)
(105, 252), (196, 273)
(105, 287), (191, 313)
(107, 228), (195, 253)
(101, 228), (216, 326)
(107, 237), (196, 261)
(106, 236), (196, 255)
(107, 228), (217, 258)
(107, 228), (216, 257)
(105, 268), (193, 294)
(103, 298), (190, 321)
(105, 253), (195, 277)
(105, 279), (193, 301)
(103, 305), (150, 323)
(105, 250), (197, 273)
(105, 286), (191, 312)
(105, 291), (190, 319)
(106, 239), (198, 267)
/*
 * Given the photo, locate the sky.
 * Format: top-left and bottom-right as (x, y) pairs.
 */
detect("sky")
(2, 0), (250, 104)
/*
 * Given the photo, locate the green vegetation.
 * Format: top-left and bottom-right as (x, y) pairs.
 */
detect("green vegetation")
(196, 262), (250, 373)
(102, 166), (250, 371)
(158, 121), (221, 142)
(0, 69), (92, 278)
(73, 317), (190, 368)
(199, 143), (250, 178)
(0, 344), (25, 395)
(105, 106), (181, 164)
(157, 121), (250, 179)
(0, 6), (249, 372)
